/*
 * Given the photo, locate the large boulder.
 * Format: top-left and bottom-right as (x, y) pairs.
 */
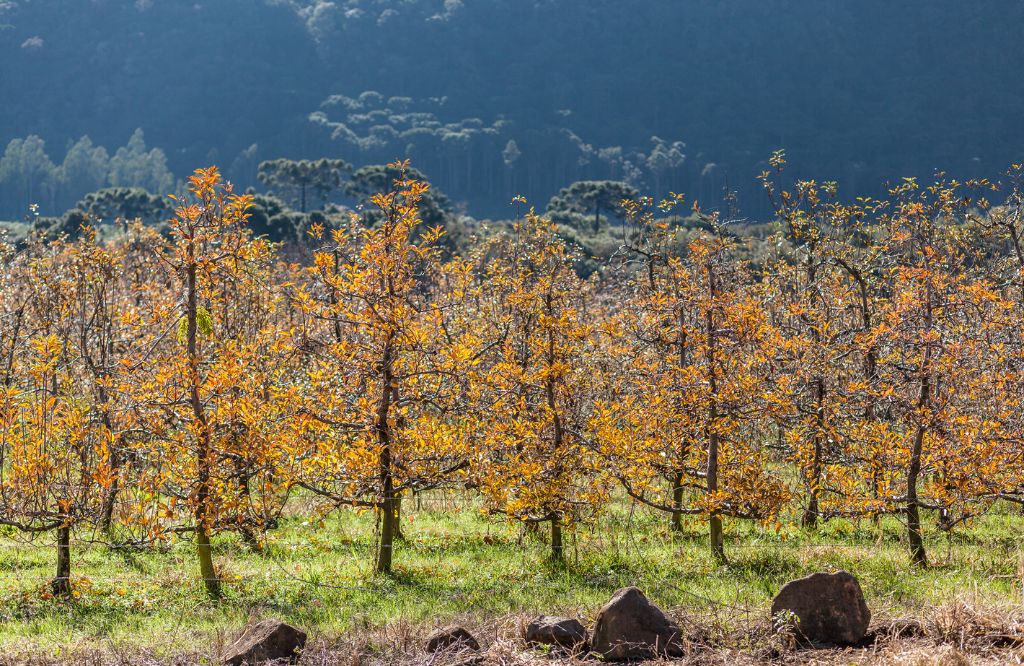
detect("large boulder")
(425, 626), (480, 653)
(525, 615), (588, 651)
(771, 571), (871, 645)
(591, 587), (684, 661)
(223, 618), (306, 665)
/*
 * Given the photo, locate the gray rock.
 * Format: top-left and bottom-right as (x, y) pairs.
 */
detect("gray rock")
(591, 587), (684, 661)
(771, 571), (871, 645)
(425, 626), (480, 653)
(525, 615), (588, 650)
(223, 618), (306, 665)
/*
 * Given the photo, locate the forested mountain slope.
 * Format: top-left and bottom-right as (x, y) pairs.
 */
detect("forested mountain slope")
(1, 0), (1021, 218)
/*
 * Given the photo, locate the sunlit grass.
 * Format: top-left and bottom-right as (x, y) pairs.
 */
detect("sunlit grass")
(0, 492), (1021, 655)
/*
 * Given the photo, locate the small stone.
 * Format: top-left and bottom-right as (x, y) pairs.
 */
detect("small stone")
(771, 571), (871, 645)
(525, 615), (588, 650)
(425, 626), (480, 653)
(223, 618), (306, 665)
(591, 587), (684, 661)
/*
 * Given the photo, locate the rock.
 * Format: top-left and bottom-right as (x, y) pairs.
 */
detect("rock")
(425, 626), (480, 653)
(223, 618), (306, 665)
(591, 587), (684, 661)
(525, 615), (588, 650)
(770, 571), (871, 645)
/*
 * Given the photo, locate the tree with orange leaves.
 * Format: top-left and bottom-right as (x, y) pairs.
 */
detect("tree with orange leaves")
(130, 166), (290, 596)
(592, 198), (791, 563)
(851, 175), (1016, 566)
(469, 210), (607, 562)
(294, 162), (478, 574)
(0, 229), (130, 596)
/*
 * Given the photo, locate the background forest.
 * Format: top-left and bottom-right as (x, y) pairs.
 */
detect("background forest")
(2, 0), (1023, 223)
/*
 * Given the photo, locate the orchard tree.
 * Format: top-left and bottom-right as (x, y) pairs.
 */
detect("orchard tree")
(759, 152), (879, 528)
(470, 211), (607, 562)
(0, 235), (120, 596)
(294, 162), (477, 574)
(593, 197), (790, 562)
(131, 166), (283, 596)
(862, 175), (1014, 566)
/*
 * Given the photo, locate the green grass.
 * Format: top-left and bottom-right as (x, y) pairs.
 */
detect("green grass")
(0, 493), (1022, 657)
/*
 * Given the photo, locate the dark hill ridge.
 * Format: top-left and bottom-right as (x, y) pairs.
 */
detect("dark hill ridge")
(1, 0), (1022, 218)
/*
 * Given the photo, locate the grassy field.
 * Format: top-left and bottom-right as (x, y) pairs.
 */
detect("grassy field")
(1, 494), (1023, 664)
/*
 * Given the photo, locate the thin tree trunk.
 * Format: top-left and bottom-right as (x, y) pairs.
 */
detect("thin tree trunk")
(99, 448), (120, 532)
(802, 377), (825, 528)
(377, 492), (397, 574)
(394, 496), (404, 542)
(187, 238), (220, 597)
(907, 381), (929, 567)
(374, 340), (397, 575)
(671, 471), (685, 532)
(704, 269), (726, 564)
(52, 525), (71, 597)
(907, 283), (932, 568)
(544, 293), (566, 563)
(550, 515), (564, 561)
(672, 315), (688, 534)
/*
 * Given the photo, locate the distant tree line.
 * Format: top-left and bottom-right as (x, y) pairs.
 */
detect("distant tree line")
(0, 129), (175, 219)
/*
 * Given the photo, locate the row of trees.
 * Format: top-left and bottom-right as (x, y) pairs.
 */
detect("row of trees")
(0, 130), (175, 219)
(2, 159), (1024, 599)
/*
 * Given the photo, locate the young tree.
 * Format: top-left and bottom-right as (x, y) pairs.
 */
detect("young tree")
(861, 175), (1014, 566)
(0, 234), (120, 596)
(470, 211), (606, 562)
(593, 198), (790, 563)
(132, 166), (277, 596)
(294, 162), (474, 574)
(759, 153), (879, 528)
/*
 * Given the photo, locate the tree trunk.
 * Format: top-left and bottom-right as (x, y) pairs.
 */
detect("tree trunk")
(376, 494), (397, 574)
(99, 455), (120, 532)
(802, 377), (825, 528)
(393, 496), (404, 541)
(52, 525), (71, 597)
(550, 515), (564, 562)
(543, 294), (566, 564)
(374, 340), (397, 575)
(186, 237), (220, 597)
(704, 270), (726, 564)
(196, 526), (219, 595)
(671, 472), (685, 533)
(907, 298), (931, 568)
(709, 513), (725, 564)
(907, 414), (928, 567)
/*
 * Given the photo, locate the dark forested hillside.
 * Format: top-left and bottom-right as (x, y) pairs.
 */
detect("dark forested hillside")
(1, 0), (1022, 219)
